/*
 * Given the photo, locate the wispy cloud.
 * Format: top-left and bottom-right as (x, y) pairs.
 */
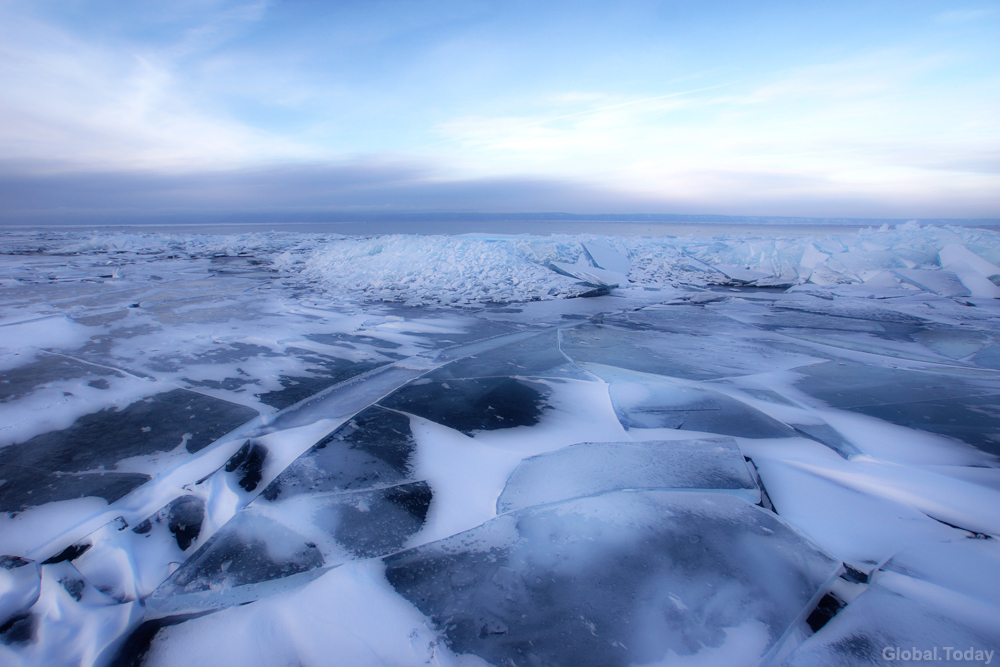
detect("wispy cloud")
(935, 7), (998, 23)
(420, 47), (1000, 215)
(0, 1), (313, 169)
(422, 83), (732, 149)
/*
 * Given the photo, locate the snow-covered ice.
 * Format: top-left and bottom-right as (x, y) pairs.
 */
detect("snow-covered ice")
(1, 222), (999, 666)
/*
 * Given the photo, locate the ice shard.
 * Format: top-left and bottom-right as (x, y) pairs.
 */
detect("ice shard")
(939, 243), (1000, 279)
(712, 263), (773, 284)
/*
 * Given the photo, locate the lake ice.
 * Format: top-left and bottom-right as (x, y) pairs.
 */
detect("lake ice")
(1, 223), (998, 666)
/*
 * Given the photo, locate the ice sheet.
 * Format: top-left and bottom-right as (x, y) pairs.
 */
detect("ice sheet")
(377, 377), (552, 436)
(0, 388), (257, 513)
(793, 361), (1000, 456)
(385, 490), (840, 667)
(562, 322), (819, 382)
(496, 438), (759, 513)
(425, 328), (592, 380)
(609, 381), (798, 438)
(262, 406), (418, 499)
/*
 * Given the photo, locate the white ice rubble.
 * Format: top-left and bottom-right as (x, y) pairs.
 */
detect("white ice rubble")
(4, 222), (997, 306)
(299, 223), (1000, 301)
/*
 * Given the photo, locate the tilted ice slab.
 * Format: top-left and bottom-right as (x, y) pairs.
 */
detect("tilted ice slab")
(946, 262), (1000, 298)
(937, 245), (1000, 298)
(549, 260), (627, 287)
(560, 322), (819, 383)
(385, 490), (841, 667)
(582, 241), (631, 275)
(496, 438), (760, 513)
(712, 263), (774, 284)
(939, 243), (1000, 279)
(892, 268), (971, 297)
(139, 404), (429, 614)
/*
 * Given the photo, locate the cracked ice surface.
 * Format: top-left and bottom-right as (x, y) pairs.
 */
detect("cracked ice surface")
(0, 224), (999, 667)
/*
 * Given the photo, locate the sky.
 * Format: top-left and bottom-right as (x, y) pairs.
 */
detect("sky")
(0, 0), (998, 224)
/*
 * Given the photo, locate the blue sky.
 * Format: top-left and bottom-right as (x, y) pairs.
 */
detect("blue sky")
(0, 0), (998, 222)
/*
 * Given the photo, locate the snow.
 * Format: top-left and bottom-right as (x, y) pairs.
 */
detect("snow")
(1, 222), (1000, 667)
(783, 571), (1000, 666)
(139, 560), (489, 667)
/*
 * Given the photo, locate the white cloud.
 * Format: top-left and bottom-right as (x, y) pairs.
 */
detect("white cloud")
(0, 2), (318, 171)
(420, 48), (1000, 216)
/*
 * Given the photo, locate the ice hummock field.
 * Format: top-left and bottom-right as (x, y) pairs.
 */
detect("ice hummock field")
(1, 223), (999, 667)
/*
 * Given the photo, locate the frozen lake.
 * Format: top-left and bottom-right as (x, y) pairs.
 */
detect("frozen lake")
(1, 223), (999, 666)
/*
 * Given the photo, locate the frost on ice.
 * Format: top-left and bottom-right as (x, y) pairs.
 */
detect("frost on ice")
(1, 223), (1000, 666)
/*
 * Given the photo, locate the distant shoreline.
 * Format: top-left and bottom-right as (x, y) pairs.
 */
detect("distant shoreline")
(3, 212), (999, 226)
(2, 217), (998, 238)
